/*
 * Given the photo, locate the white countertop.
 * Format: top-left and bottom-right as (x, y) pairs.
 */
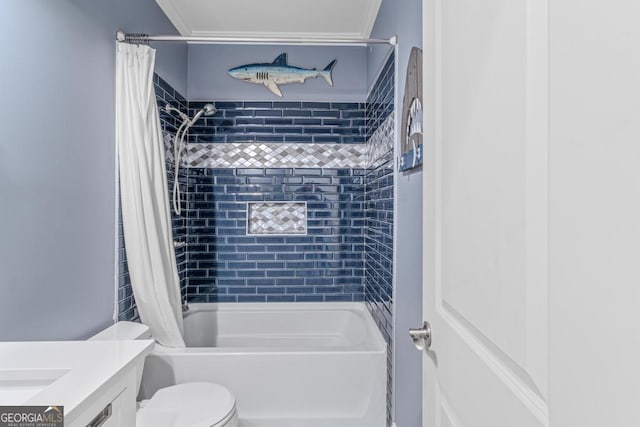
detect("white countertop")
(0, 340), (154, 418)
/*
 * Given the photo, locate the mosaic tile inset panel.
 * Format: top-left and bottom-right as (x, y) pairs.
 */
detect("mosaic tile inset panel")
(247, 202), (307, 235)
(367, 112), (395, 169)
(181, 143), (367, 169)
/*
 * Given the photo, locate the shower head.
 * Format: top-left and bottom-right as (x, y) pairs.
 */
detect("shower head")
(202, 103), (216, 116)
(189, 103), (217, 124)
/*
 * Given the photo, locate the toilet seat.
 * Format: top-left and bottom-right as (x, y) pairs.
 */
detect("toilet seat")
(137, 382), (237, 427)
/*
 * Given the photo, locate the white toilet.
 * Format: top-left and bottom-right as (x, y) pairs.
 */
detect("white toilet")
(90, 321), (238, 427)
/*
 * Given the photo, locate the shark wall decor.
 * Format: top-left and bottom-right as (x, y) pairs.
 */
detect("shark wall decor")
(228, 53), (337, 97)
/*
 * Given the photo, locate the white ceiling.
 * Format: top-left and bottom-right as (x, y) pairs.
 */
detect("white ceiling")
(155, 0), (382, 39)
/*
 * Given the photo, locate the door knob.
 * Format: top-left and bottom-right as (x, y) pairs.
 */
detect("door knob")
(409, 321), (432, 350)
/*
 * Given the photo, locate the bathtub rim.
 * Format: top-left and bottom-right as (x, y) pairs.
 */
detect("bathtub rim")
(158, 301), (386, 354)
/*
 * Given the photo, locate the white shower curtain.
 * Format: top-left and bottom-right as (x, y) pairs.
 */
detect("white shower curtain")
(115, 42), (185, 347)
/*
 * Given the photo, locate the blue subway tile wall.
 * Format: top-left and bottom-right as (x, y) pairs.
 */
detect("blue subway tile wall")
(117, 74), (189, 321)
(187, 101), (366, 144)
(184, 168), (366, 303)
(364, 51), (395, 427)
(159, 75), (190, 300)
(366, 54), (395, 141)
(117, 203), (136, 321)
(365, 151), (394, 425)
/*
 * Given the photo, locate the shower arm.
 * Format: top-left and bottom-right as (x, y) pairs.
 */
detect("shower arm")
(165, 104), (189, 121)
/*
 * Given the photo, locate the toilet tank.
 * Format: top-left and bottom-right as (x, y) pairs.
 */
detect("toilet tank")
(89, 321), (153, 396)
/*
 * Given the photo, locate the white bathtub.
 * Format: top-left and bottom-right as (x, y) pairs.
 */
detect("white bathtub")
(140, 302), (386, 427)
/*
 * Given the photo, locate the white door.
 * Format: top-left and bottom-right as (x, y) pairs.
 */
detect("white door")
(420, 0), (640, 426)
(420, 0), (550, 425)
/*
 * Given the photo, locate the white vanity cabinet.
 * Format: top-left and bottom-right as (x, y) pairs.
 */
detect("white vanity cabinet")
(0, 340), (153, 427)
(67, 365), (138, 427)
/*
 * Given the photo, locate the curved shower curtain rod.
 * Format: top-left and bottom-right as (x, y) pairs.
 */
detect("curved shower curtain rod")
(116, 31), (397, 46)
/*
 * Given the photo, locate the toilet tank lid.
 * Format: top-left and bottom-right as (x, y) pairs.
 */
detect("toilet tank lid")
(89, 321), (152, 341)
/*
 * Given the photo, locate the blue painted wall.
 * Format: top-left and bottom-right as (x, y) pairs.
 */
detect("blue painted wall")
(188, 45), (368, 102)
(0, 0), (186, 340)
(368, 1), (424, 426)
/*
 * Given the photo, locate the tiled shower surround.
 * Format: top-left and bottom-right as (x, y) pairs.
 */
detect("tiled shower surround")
(184, 167), (366, 302)
(364, 52), (395, 427)
(118, 52), (395, 424)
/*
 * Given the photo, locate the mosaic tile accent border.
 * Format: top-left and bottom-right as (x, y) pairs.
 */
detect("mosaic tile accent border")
(163, 132), (176, 165)
(247, 202), (307, 235)
(180, 142), (368, 169)
(166, 114), (393, 170)
(367, 112), (395, 169)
